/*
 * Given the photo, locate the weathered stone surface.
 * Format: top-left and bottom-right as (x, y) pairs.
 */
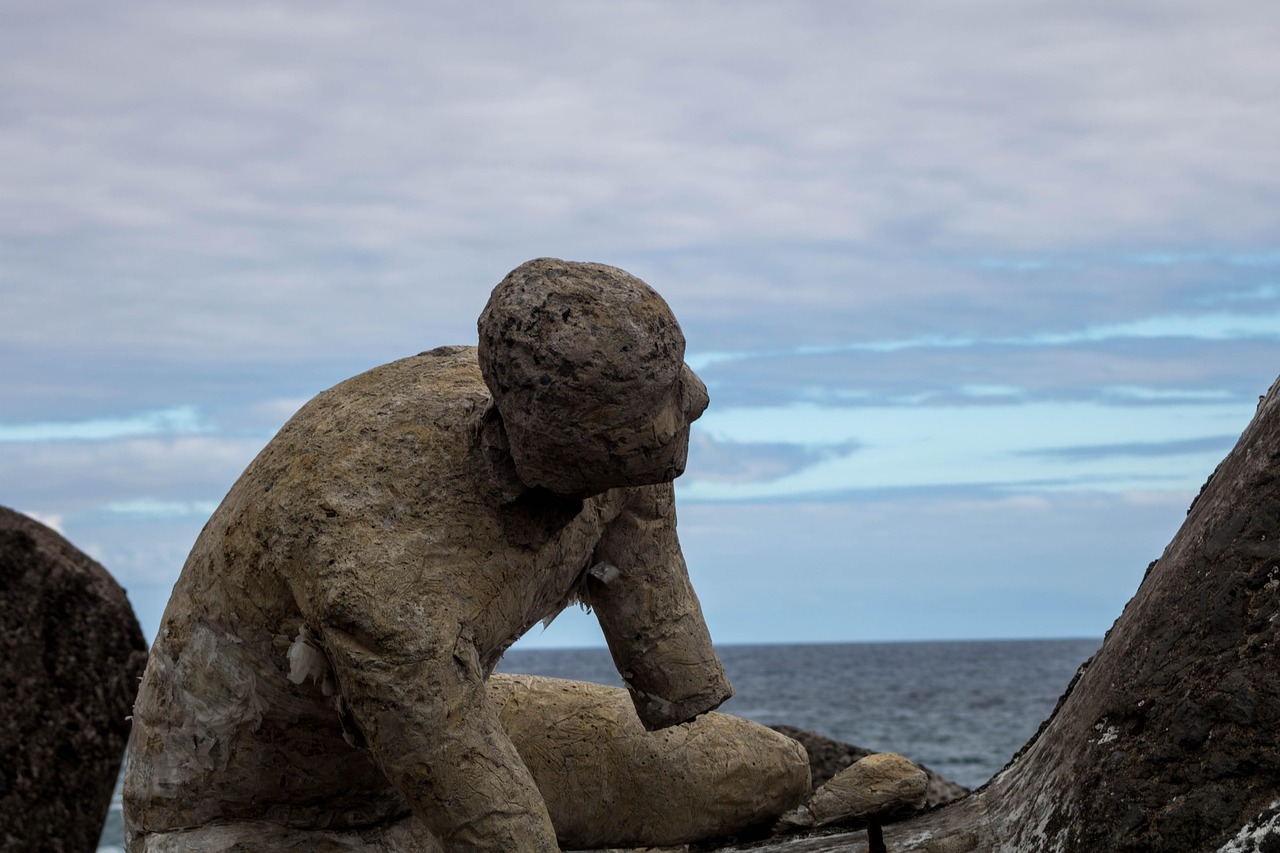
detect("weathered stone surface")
(134, 674), (804, 853)
(709, 375), (1280, 852)
(770, 725), (968, 809)
(777, 753), (927, 830)
(478, 258), (708, 499)
(0, 506), (148, 853)
(124, 260), (738, 853)
(491, 674), (809, 848)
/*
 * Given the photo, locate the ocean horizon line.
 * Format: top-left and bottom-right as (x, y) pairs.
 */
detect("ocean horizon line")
(508, 635), (1104, 654)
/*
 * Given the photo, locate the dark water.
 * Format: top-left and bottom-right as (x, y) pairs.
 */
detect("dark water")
(99, 638), (1098, 850)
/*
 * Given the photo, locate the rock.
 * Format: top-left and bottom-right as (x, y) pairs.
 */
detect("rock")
(708, 375), (1280, 851)
(490, 674), (810, 849)
(769, 725), (969, 809)
(777, 753), (928, 831)
(0, 506), (148, 853)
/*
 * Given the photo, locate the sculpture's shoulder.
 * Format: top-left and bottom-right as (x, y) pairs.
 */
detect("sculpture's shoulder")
(213, 345), (488, 522)
(263, 346), (486, 456)
(161, 346), (491, 627)
(309, 345), (485, 419)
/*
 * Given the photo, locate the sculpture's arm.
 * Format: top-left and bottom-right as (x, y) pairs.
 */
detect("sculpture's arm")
(287, 544), (559, 853)
(588, 481), (734, 730)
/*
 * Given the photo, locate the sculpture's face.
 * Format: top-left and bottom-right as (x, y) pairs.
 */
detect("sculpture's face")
(507, 364), (709, 498)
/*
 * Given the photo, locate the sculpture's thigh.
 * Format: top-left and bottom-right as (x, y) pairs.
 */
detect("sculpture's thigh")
(128, 816), (443, 853)
(489, 673), (810, 849)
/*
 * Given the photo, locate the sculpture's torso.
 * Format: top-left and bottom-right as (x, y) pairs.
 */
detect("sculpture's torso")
(123, 346), (626, 834)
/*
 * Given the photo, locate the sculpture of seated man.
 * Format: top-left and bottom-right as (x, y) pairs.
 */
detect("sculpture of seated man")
(123, 259), (808, 852)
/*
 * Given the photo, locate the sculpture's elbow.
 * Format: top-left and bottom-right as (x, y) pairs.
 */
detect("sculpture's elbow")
(625, 652), (735, 731)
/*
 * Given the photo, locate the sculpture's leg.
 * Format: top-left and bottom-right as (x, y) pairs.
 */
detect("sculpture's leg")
(715, 377), (1280, 852)
(587, 482), (734, 729)
(489, 673), (809, 849)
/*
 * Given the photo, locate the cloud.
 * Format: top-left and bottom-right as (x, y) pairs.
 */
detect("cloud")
(4, 0), (1280, 647)
(5, 1), (1280, 363)
(686, 431), (859, 484)
(213, 397), (311, 433)
(682, 397), (1249, 501)
(687, 294), (1280, 414)
(0, 434), (264, 517)
(1025, 435), (1239, 463)
(105, 498), (221, 519)
(689, 309), (1280, 374)
(0, 405), (210, 442)
(17, 510), (65, 534)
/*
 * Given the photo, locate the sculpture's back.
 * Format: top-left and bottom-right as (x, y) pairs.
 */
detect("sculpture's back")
(124, 347), (495, 839)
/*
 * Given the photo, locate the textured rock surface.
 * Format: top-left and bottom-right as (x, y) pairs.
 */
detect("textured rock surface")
(478, 258), (708, 499)
(0, 506), (148, 853)
(770, 725), (968, 809)
(491, 674), (809, 848)
(125, 260), (737, 853)
(134, 674), (803, 853)
(777, 753), (927, 830)
(711, 375), (1280, 852)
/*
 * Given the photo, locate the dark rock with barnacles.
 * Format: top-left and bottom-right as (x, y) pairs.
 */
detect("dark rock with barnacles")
(711, 375), (1280, 851)
(0, 506), (148, 853)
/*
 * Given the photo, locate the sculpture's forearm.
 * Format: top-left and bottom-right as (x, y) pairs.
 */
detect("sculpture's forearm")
(588, 483), (733, 730)
(322, 626), (559, 852)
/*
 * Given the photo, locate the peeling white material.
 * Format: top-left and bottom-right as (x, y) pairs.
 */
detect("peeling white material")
(287, 626), (335, 697)
(588, 562), (620, 584)
(1215, 800), (1280, 852)
(138, 625), (271, 781)
(630, 687), (673, 720)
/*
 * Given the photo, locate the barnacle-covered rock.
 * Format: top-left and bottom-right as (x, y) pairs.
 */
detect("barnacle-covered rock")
(710, 378), (1280, 852)
(0, 506), (148, 852)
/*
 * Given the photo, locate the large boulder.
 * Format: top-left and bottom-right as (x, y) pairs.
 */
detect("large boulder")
(0, 506), (149, 853)
(712, 377), (1280, 851)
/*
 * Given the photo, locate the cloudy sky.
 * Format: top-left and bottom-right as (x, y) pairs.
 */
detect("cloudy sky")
(4, 0), (1279, 648)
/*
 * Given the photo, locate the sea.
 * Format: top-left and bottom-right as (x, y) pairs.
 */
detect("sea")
(98, 637), (1099, 851)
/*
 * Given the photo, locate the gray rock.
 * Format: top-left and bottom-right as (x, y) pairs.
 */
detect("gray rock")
(0, 506), (148, 853)
(769, 725), (969, 809)
(776, 753), (928, 830)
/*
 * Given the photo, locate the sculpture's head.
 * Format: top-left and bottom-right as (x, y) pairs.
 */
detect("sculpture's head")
(478, 258), (709, 497)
